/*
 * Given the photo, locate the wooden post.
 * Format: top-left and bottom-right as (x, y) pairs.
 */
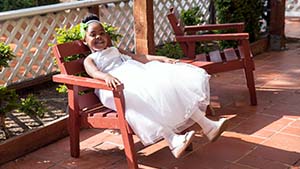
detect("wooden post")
(133, 0), (155, 55)
(269, 0), (286, 50)
(88, 4), (99, 17)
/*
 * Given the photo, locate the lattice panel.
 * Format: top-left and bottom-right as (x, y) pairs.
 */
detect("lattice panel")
(99, 1), (135, 52)
(286, 0), (300, 17)
(0, 1), (210, 87)
(0, 8), (89, 86)
(153, 0), (211, 46)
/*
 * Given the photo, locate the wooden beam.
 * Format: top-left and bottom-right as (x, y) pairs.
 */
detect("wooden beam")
(269, 0), (286, 50)
(88, 4), (99, 16)
(133, 0), (155, 55)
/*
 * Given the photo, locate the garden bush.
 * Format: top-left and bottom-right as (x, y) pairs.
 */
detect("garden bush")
(0, 42), (46, 138)
(0, 42), (15, 70)
(155, 43), (184, 59)
(180, 6), (204, 26)
(214, 0), (263, 43)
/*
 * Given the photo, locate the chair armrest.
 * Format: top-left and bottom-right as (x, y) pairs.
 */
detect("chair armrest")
(52, 74), (124, 91)
(176, 33), (249, 42)
(184, 23), (245, 33)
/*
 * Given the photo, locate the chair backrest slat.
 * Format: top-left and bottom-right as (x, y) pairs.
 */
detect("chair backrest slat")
(208, 50), (223, 63)
(52, 40), (104, 111)
(167, 7), (184, 36)
(54, 40), (90, 60)
(53, 40), (91, 75)
(223, 48), (239, 61)
(62, 58), (85, 75)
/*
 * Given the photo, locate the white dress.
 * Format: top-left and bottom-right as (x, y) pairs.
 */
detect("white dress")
(87, 47), (211, 145)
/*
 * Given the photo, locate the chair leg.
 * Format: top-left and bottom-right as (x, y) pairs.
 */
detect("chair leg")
(119, 126), (138, 169)
(244, 68), (257, 106)
(68, 107), (80, 158)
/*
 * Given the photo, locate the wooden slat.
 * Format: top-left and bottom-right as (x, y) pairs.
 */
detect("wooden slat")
(238, 46), (245, 59)
(167, 7), (184, 36)
(62, 58), (85, 75)
(79, 92), (101, 110)
(223, 48), (238, 61)
(188, 60), (215, 67)
(54, 40), (90, 59)
(84, 107), (115, 117)
(106, 111), (118, 117)
(81, 115), (119, 129)
(184, 22), (245, 32)
(208, 50), (223, 63)
(195, 53), (208, 61)
(53, 74), (120, 91)
(235, 48), (242, 59)
(201, 60), (244, 74)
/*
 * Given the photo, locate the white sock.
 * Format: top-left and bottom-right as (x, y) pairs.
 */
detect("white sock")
(191, 110), (217, 135)
(161, 128), (189, 150)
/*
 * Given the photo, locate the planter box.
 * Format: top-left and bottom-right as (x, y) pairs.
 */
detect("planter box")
(250, 37), (269, 56)
(0, 116), (68, 165)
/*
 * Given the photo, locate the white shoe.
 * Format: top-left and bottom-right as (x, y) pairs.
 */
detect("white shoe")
(206, 118), (228, 142)
(171, 130), (195, 158)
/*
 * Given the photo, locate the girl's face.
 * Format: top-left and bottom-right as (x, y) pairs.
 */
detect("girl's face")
(84, 22), (109, 52)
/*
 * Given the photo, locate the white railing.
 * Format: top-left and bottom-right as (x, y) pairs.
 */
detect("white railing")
(0, 0), (210, 87)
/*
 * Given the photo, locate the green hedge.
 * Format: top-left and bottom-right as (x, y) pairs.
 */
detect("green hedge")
(0, 0), (59, 12)
(214, 0), (263, 42)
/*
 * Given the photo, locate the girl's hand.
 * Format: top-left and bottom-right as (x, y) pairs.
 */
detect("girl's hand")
(161, 57), (180, 64)
(103, 74), (121, 89)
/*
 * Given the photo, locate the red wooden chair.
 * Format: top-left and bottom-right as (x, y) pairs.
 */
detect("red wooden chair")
(167, 7), (257, 105)
(52, 40), (138, 169)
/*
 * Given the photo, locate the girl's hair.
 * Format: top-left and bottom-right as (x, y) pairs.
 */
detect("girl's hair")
(82, 14), (100, 23)
(80, 14), (102, 39)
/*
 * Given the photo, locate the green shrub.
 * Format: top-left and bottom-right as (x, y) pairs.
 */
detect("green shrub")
(0, 42), (15, 70)
(19, 94), (46, 118)
(180, 6), (204, 26)
(52, 23), (122, 46)
(156, 43), (184, 59)
(53, 24), (82, 46)
(0, 87), (19, 115)
(0, 87), (46, 117)
(101, 22), (123, 45)
(214, 0), (263, 43)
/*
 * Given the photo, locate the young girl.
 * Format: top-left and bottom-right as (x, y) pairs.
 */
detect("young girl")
(82, 14), (228, 158)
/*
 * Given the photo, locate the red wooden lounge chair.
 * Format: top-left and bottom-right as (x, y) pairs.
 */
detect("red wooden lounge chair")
(167, 7), (257, 105)
(52, 40), (138, 169)
(51, 39), (211, 169)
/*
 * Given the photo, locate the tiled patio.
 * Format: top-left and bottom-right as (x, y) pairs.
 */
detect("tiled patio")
(1, 21), (300, 169)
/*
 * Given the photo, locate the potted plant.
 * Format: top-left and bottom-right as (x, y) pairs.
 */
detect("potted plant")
(0, 42), (18, 138)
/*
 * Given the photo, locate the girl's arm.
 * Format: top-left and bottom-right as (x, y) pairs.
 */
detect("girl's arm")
(84, 57), (121, 89)
(119, 48), (178, 64)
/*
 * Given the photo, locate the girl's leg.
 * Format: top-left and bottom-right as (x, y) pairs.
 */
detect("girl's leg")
(161, 128), (195, 158)
(191, 110), (228, 142)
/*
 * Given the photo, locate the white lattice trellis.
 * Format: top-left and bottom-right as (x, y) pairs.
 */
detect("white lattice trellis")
(286, 0), (300, 17)
(153, 0), (211, 46)
(0, 8), (89, 86)
(99, 1), (135, 52)
(0, 0), (210, 87)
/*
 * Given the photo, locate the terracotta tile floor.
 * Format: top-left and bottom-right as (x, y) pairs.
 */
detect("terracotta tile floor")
(1, 20), (300, 169)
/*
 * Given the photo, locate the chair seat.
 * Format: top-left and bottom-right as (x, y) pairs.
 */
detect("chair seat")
(80, 104), (119, 129)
